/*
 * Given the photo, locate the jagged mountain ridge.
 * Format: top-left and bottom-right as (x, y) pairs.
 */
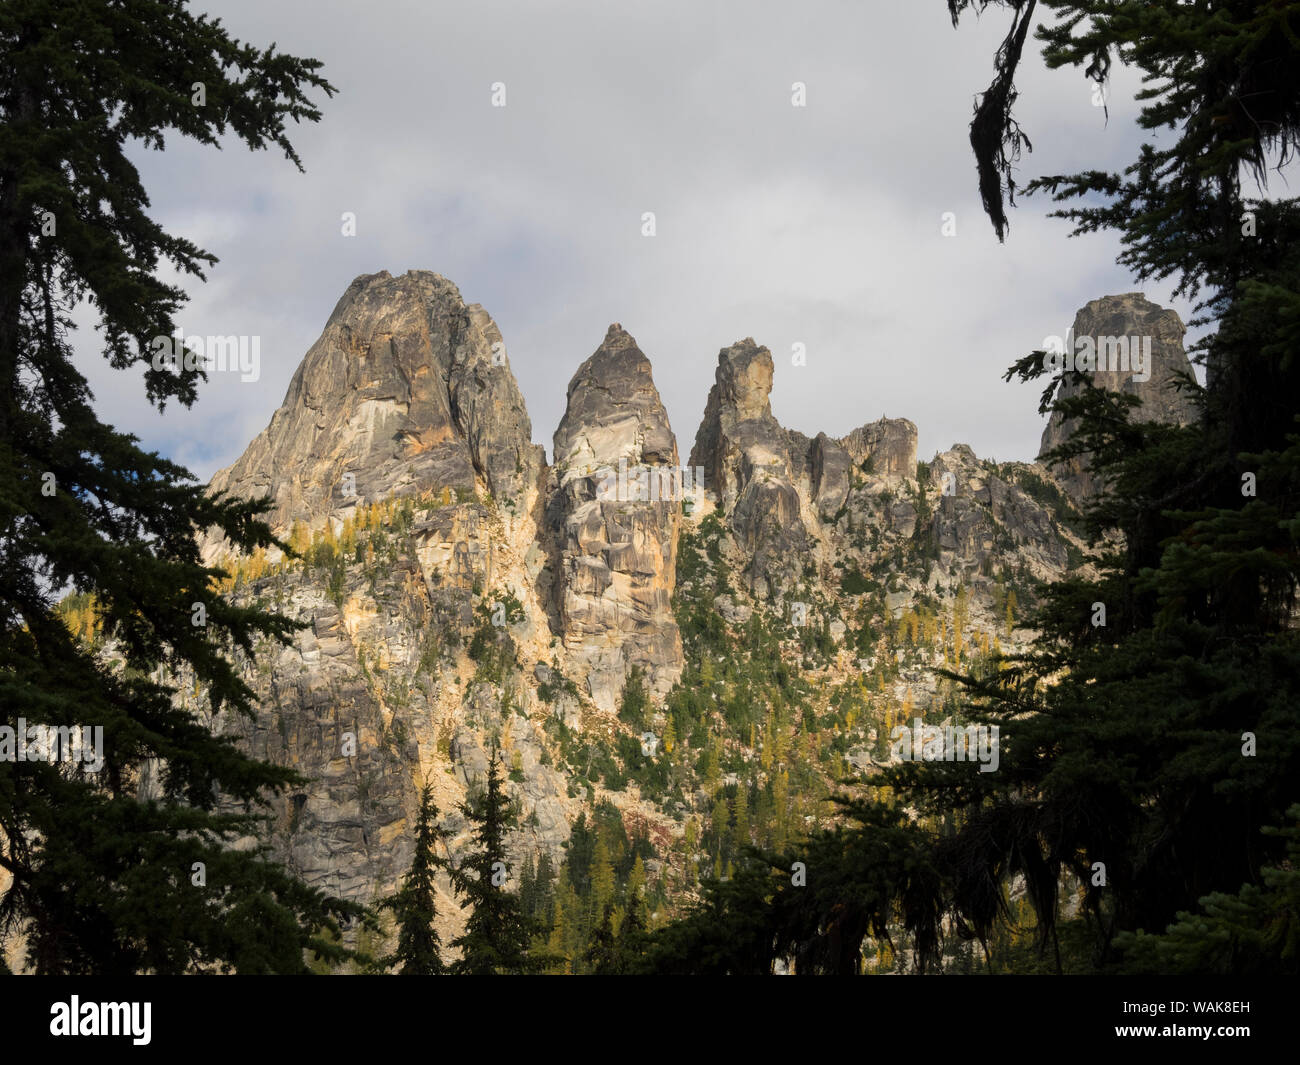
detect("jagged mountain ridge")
(201, 270), (1193, 959)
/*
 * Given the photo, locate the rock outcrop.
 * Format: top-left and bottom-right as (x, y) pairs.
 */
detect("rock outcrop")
(544, 325), (684, 710)
(926, 445), (1072, 573)
(1039, 293), (1197, 499)
(689, 339), (920, 597)
(197, 272), (578, 954)
(211, 511), (578, 947)
(205, 270), (543, 556)
(689, 340), (808, 597)
(841, 418), (918, 481)
(809, 433), (852, 520)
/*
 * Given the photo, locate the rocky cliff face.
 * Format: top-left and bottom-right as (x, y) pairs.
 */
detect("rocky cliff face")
(196, 271), (1114, 966)
(687, 355), (1078, 634)
(925, 444), (1073, 573)
(544, 325), (684, 711)
(1039, 292), (1197, 499)
(209, 491), (580, 946)
(841, 418), (919, 481)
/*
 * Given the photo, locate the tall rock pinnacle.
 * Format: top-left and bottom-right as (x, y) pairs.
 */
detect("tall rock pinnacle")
(206, 270), (543, 549)
(689, 339), (807, 597)
(544, 324), (683, 711)
(187, 272), (1113, 951)
(1039, 292), (1197, 499)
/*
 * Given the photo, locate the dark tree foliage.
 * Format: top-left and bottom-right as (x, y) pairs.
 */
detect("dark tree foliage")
(1115, 804), (1300, 974)
(938, 0), (1299, 972)
(564, 811), (597, 896)
(0, 1), (362, 973)
(637, 855), (782, 975)
(449, 752), (545, 974)
(924, 0), (1300, 969)
(885, 0), (1300, 972)
(584, 901), (619, 973)
(615, 890), (648, 971)
(518, 850), (556, 929)
(379, 784), (447, 975)
(947, 0), (1039, 241)
(584, 890), (650, 975)
(775, 807), (949, 975)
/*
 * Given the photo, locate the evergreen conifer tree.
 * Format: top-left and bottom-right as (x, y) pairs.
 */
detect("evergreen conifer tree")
(0, 0), (361, 974)
(449, 752), (543, 974)
(616, 876), (649, 974)
(941, 0), (1300, 968)
(584, 900), (620, 974)
(379, 784), (447, 975)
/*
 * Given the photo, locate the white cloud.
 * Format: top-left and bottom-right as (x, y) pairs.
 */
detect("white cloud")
(73, 0), (1211, 481)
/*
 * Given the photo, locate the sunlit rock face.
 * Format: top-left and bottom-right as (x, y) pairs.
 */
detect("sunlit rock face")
(544, 324), (684, 711)
(1038, 292), (1197, 500)
(205, 269), (542, 557)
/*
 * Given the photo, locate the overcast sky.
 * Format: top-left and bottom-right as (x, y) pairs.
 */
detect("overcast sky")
(75, 0), (1211, 481)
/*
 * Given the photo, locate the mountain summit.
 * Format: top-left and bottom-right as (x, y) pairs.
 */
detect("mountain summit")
(205, 270), (543, 557)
